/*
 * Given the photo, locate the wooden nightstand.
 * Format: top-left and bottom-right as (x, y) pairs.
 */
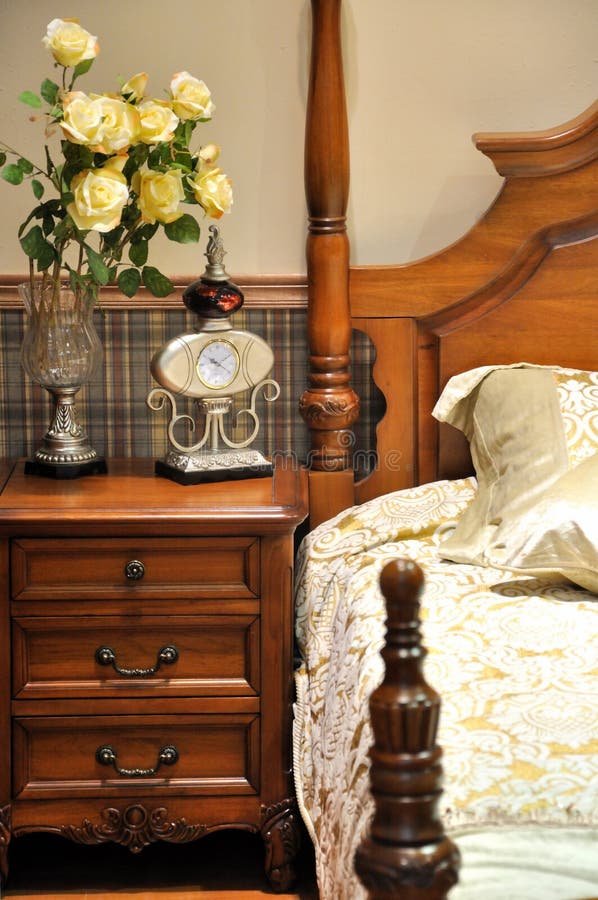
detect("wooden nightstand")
(0, 459), (308, 892)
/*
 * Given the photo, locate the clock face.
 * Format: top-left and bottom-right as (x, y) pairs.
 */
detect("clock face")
(196, 339), (240, 389)
(151, 328), (275, 399)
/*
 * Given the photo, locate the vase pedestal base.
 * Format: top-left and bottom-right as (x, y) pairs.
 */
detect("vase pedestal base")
(25, 385), (106, 479)
(24, 457), (108, 479)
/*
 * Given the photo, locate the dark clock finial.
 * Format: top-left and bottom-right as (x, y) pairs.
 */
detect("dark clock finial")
(183, 226), (244, 319)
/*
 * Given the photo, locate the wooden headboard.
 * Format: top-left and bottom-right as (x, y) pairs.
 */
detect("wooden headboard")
(301, 0), (598, 527)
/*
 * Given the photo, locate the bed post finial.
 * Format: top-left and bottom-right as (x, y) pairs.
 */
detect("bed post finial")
(300, 0), (359, 478)
(355, 559), (460, 900)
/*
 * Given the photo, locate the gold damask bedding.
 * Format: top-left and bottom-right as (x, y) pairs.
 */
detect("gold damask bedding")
(293, 477), (598, 900)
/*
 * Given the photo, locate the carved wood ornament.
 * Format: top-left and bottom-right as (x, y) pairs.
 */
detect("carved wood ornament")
(59, 804), (209, 853)
(354, 560), (460, 899)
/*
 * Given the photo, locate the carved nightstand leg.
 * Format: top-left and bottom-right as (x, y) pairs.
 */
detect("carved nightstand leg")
(0, 804), (11, 888)
(261, 798), (300, 892)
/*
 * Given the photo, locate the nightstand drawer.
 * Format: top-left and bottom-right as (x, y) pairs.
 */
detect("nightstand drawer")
(11, 537), (260, 601)
(12, 615), (260, 699)
(13, 714), (260, 799)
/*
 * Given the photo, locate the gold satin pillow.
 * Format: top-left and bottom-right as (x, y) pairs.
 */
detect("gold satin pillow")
(433, 364), (598, 586)
(485, 451), (598, 592)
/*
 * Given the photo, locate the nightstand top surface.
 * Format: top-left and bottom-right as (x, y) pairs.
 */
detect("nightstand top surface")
(0, 459), (308, 535)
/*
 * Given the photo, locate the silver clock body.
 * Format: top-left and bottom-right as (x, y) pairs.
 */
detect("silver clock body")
(151, 328), (274, 399)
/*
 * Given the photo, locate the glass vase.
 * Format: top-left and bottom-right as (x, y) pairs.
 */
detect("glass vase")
(19, 280), (107, 478)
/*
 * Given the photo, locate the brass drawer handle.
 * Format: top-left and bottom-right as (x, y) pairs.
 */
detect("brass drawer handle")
(96, 744), (179, 777)
(95, 644), (179, 677)
(124, 559), (145, 581)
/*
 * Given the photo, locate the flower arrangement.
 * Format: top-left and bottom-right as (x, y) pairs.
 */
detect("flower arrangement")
(0, 17), (233, 302)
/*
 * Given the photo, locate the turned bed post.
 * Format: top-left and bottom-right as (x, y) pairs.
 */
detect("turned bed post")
(355, 560), (460, 899)
(301, 0), (360, 525)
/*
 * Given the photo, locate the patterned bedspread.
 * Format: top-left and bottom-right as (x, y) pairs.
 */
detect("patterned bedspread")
(293, 478), (598, 900)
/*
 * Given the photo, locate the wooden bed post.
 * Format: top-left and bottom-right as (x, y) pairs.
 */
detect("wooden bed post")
(300, 0), (359, 525)
(355, 559), (460, 899)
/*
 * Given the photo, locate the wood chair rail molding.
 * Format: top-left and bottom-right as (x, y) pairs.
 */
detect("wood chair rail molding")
(0, 274), (307, 311)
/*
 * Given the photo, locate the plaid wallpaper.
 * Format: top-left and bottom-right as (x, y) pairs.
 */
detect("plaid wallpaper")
(0, 307), (382, 468)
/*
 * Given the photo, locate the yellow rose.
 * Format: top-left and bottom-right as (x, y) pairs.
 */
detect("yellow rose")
(199, 144), (221, 165)
(43, 18), (99, 68)
(188, 166), (233, 220)
(60, 92), (104, 146)
(121, 73), (149, 102)
(170, 71), (214, 122)
(91, 96), (140, 154)
(138, 100), (179, 145)
(67, 157), (129, 233)
(135, 168), (185, 224)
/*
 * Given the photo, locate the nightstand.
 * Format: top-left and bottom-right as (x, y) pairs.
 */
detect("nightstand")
(0, 458), (308, 892)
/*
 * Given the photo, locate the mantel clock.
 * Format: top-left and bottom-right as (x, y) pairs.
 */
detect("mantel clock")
(148, 227), (279, 484)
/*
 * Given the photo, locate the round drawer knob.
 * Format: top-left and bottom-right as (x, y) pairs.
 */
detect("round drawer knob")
(125, 559), (145, 581)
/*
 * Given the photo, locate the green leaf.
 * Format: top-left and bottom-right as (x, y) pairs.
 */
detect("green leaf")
(66, 270), (95, 302)
(142, 266), (174, 298)
(147, 143), (174, 171)
(18, 90), (42, 109)
(68, 269), (79, 293)
(61, 142), (94, 186)
(53, 217), (74, 242)
(18, 207), (41, 237)
(123, 143), (148, 181)
(172, 149), (193, 172)
(102, 226), (124, 249)
(120, 202), (141, 229)
(73, 57), (94, 79)
(2, 164), (23, 185)
(40, 198), (62, 215)
(164, 214), (200, 244)
(18, 157), (34, 175)
(42, 214), (55, 236)
(0, 151), (6, 167)
(118, 268), (141, 298)
(137, 222), (159, 240)
(32, 179), (45, 200)
(20, 225), (47, 258)
(19, 225), (54, 270)
(129, 240), (148, 266)
(86, 246), (110, 285)
(40, 78), (59, 105)
(36, 242), (55, 271)
(173, 120), (194, 150)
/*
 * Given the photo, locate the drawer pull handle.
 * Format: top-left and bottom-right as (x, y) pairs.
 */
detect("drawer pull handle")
(96, 744), (179, 777)
(125, 559), (145, 581)
(95, 644), (179, 677)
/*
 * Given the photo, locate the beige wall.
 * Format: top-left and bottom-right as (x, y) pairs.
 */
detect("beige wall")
(0, 1), (596, 277)
(0, 0), (309, 278)
(345, 0), (598, 265)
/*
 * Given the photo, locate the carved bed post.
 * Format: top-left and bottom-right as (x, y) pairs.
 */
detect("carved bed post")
(355, 559), (460, 899)
(300, 0), (360, 524)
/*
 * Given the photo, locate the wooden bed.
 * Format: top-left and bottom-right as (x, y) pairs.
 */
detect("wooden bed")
(296, 1), (598, 898)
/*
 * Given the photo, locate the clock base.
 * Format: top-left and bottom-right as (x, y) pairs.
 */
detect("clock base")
(155, 449), (274, 485)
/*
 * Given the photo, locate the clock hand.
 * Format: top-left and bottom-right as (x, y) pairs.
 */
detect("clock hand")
(207, 355), (235, 373)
